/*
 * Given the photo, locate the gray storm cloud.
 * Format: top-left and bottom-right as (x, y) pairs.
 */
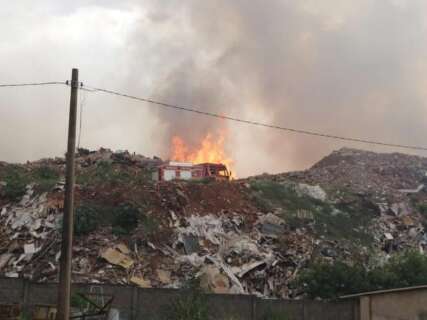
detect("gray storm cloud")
(1, 1), (427, 176)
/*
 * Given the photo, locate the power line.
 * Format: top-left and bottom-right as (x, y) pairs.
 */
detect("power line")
(3, 80), (426, 152)
(0, 81), (66, 88)
(82, 84), (427, 152)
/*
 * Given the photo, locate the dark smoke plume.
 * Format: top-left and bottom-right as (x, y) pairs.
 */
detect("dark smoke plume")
(130, 0), (427, 175)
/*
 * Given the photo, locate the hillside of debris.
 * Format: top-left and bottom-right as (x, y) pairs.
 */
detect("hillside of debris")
(1, 147), (427, 299)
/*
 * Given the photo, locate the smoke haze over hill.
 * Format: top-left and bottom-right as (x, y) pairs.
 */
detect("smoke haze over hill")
(1, 1), (427, 176)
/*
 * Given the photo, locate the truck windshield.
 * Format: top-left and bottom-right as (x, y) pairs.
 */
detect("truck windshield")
(218, 169), (229, 177)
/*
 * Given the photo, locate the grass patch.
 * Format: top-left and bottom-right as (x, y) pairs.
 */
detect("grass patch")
(76, 160), (151, 187)
(250, 179), (375, 244)
(32, 166), (60, 192)
(0, 165), (60, 201)
(1, 165), (29, 200)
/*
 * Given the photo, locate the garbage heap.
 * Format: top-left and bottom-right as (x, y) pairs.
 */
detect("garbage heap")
(0, 186), (316, 298)
(1, 147), (427, 299)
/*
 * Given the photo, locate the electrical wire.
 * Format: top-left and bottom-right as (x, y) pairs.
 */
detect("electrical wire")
(3, 80), (426, 152)
(0, 81), (66, 88)
(82, 84), (427, 152)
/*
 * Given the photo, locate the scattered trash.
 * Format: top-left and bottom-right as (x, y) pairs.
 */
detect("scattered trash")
(257, 214), (285, 238)
(180, 234), (200, 255)
(156, 269), (171, 284)
(100, 248), (134, 269)
(199, 265), (230, 294)
(0, 253), (12, 271)
(24, 243), (37, 254)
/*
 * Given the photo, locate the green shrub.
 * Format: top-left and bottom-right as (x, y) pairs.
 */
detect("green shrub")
(96, 161), (131, 183)
(33, 166), (58, 180)
(32, 166), (59, 192)
(299, 261), (369, 299)
(382, 250), (427, 287)
(2, 166), (28, 200)
(1, 165), (60, 201)
(70, 293), (88, 310)
(112, 203), (139, 235)
(299, 250), (427, 299)
(140, 214), (158, 237)
(418, 203), (427, 217)
(167, 295), (209, 320)
(74, 204), (100, 236)
(73, 202), (142, 236)
(77, 161), (134, 187)
(165, 279), (209, 320)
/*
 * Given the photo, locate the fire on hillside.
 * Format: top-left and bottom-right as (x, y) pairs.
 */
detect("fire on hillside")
(152, 131), (235, 181)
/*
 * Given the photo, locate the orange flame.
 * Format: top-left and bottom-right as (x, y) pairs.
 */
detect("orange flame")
(170, 132), (235, 178)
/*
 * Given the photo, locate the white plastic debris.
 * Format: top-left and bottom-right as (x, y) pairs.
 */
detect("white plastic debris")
(297, 183), (327, 201)
(178, 215), (226, 245)
(24, 243), (37, 254)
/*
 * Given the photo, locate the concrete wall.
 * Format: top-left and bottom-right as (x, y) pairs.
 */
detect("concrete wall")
(361, 289), (427, 320)
(0, 278), (357, 320)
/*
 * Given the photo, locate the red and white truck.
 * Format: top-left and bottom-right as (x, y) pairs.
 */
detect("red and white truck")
(152, 161), (231, 181)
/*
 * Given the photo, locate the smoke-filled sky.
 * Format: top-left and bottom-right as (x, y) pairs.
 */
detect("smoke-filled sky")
(1, 0), (427, 177)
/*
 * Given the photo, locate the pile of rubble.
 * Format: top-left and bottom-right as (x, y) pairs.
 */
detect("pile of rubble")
(0, 185), (62, 280)
(1, 147), (427, 299)
(75, 147), (162, 168)
(283, 147), (427, 201)
(370, 202), (427, 254)
(0, 183), (310, 297)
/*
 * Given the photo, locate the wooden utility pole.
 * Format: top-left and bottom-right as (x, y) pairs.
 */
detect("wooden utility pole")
(57, 68), (79, 320)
